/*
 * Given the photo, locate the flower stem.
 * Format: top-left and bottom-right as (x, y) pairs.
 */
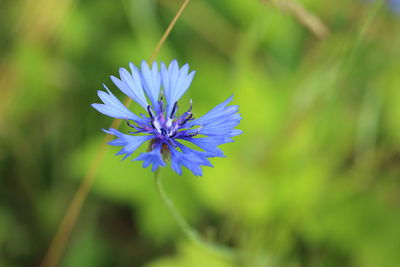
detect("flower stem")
(153, 170), (239, 262)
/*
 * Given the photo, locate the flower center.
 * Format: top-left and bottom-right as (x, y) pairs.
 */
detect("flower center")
(126, 98), (200, 145)
(147, 100), (194, 140)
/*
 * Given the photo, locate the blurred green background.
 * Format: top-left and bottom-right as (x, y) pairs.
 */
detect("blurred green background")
(1, 0), (400, 266)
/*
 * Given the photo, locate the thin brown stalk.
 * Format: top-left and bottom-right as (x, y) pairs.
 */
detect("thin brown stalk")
(160, 0), (238, 56)
(263, 0), (330, 40)
(40, 1), (190, 266)
(148, 0), (190, 62)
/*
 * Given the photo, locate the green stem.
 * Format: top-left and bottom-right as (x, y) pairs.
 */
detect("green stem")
(154, 170), (239, 262)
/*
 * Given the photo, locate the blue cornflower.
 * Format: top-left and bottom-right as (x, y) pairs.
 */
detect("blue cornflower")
(92, 60), (242, 176)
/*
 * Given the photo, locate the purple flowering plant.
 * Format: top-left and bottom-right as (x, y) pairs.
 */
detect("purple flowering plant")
(92, 60), (242, 176)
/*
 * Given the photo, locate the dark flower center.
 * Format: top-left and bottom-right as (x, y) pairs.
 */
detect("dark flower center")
(146, 100), (194, 140)
(126, 99), (197, 146)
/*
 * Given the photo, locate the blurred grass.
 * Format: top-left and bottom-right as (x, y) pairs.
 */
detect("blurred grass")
(1, 0), (400, 266)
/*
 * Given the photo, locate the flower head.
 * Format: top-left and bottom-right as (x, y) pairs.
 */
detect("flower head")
(92, 60), (241, 176)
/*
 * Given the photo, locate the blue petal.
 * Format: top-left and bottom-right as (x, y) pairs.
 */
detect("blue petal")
(134, 144), (166, 172)
(185, 95), (242, 139)
(92, 85), (145, 123)
(102, 128), (153, 160)
(109, 64), (148, 109)
(140, 61), (161, 112)
(178, 137), (226, 157)
(169, 146), (204, 176)
(175, 141), (213, 167)
(187, 96), (238, 127)
(229, 129), (243, 137)
(161, 60), (195, 115)
(197, 120), (241, 136)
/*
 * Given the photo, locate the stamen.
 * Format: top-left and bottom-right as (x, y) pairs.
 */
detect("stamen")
(188, 99), (193, 112)
(165, 118), (173, 128)
(153, 119), (162, 133)
(147, 105), (154, 120)
(170, 102), (178, 118)
(188, 125), (202, 137)
(126, 119), (136, 129)
(178, 100), (194, 126)
(179, 113), (193, 126)
(146, 105), (156, 129)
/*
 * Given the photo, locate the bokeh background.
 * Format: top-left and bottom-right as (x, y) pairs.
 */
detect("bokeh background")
(1, 0), (400, 266)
